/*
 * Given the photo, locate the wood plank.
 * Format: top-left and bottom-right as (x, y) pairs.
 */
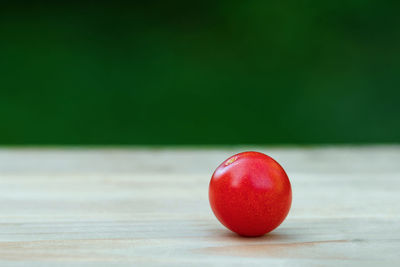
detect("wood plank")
(0, 146), (399, 266)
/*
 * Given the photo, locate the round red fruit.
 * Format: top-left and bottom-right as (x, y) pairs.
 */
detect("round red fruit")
(209, 151), (292, 237)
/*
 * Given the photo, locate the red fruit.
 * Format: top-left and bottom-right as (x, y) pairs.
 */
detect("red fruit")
(209, 151), (292, 237)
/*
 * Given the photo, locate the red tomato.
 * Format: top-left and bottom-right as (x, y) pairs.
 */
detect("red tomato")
(209, 151), (292, 237)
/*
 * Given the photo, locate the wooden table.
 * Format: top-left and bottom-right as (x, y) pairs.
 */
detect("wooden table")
(0, 147), (399, 266)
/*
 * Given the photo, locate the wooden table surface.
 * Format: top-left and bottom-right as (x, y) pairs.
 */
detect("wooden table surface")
(0, 146), (399, 266)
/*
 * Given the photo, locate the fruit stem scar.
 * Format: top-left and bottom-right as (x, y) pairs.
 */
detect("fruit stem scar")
(225, 156), (238, 166)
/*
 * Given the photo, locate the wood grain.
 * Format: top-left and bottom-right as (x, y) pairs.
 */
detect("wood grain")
(0, 146), (399, 266)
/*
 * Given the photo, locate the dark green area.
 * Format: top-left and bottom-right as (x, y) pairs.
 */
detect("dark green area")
(1, 1), (399, 144)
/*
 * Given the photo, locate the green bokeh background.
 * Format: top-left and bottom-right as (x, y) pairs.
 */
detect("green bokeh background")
(1, 1), (399, 145)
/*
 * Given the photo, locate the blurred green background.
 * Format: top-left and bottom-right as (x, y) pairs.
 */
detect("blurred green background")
(1, 1), (399, 145)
